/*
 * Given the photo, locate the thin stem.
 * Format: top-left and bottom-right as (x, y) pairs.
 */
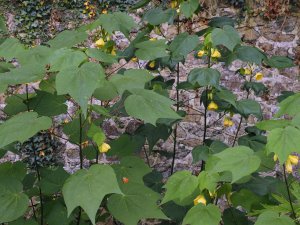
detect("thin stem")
(283, 164), (297, 220)
(143, 146), (151, 167)
(170, 15), (181, 175)
(79, 113), (83, 169)
(232, 117), (243, 147)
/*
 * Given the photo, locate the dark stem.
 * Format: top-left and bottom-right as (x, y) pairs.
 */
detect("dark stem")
(79, 113), (83, 169)
(232, 117), (243, 147)
(200, 47), (211, 171)
(170, 13), (181, 175)
(283, 164), (297, 220)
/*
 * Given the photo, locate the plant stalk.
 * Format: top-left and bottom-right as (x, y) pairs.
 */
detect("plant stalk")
(283, 164), (297, 220)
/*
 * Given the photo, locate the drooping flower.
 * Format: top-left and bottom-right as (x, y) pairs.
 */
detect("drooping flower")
(99, 143), (111, 153)
(211, 48), (221, 58)
(207, 101), (218, 111)
(95, 38), (105, 48)
(254, 72), (263, 81)
(197, 50), (205, 58)
(223, 117), (234, 127)
(193, 195), (207, 206)
(131, 57), (138, 62)
(148, 61), (156, 69)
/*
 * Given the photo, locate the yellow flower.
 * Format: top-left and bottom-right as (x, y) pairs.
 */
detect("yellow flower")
(149, 38), (157, 41)
(197, 50), (205, 58)
(131, 57), (138, 62)
(288, 155), (298, 165)
(273, 154), (278, 162)
(254, 72), (263, 81)
(286, 161), (293, 173)
(211, 48), (221, 58)
(102, 9), (108, 14)
(81, 141), (89, 148)
(148, 61), (156, 69)
(111, 49), (117, 56)
(95, 38), (105, 48)
(207, 101), (218, 111)
(244, 68), (252, 75)
(170, 1), (178, 8)
(99, 143), (111, 153)
(193, 195), (206, 206)
(223, 117), (234, 127)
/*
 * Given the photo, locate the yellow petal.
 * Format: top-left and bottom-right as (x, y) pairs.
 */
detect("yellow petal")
(193, 195), (206, 206)
(224, 118), (234, 127)
(285, 161), (293, 173)
(149, 61), (156, 68)
(149, 38), (157, 41)
(211, 49), (221, 58)
(288, 155), (298, 165)
(95, 38), (105, 48)
(244, 68), (252, 75)
(273, 154), (278, 162)
(99, 143), (111, 153)
(131, 57), (138, 62)
(197, 50), (205, 58)
(207, 101), (218, 111)
(254, 72), (263, 81)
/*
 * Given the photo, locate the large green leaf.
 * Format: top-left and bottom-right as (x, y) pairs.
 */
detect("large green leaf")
(0, 162), (27, 181)
(40, 167), (69, 195)
(107, 183), (168, 225)
(86, 48), (118, 64)
(98, 12), (136, 37)
(47, 30), (88, 49)
(256, 120), (291, 131)
(124, 89), (181, 125)
(110, 69), (153, 94)
(0, 38), (25, 60)
(0, 178), (29, 223)
(0, 112), (52, 149)
(198, 171), (220, 193)
(276, 93), (300, 117)
(235, 99), (262, 119)
(208, 17), (235, 28)
(17, 46), (53, 66)
(266, 126), (300, 163)
(180, 0), (199, 18)
(135, 39), (168, 60)
(212, 25), (241, 51)
(93, 79), (118, 101)
(188, 68), (221, 88)
(0, 63), (45, 85)
(264, 56), (294, 69)
(56, 62), (105, 116)
(169, 32), (198, 59)
(254, 211), (295, 225)
(28, 90), (67, 116)
(235, 46), (267, 65)
(143, 8), (176, 25)
(182, 204), (221, 225)
(161, 171), (198, 206)
(49, 48), (87, 72)
(62, 164), (122, 225)
(44, 199), (72, 225)
(207, 146), (261, 183)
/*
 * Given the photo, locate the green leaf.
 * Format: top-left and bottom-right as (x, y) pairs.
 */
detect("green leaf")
(49, 48), (87, 72)
(238, 135), (266, 152)
(208, 17), (235, 28)
(4, 95), (28, 116)
(44, 199), (72, 225)
(180, 0), (199, 18)
(276, 93), (300, 117)
(264, 56), (294, 69)
(107, 183), (168, 225)
(169, 32), (198, 59)
(17, 46), (53, 66)
(216, 89), (237, 107)
(188, 68), (221, 88)
(87, 123), (105, 146)
(135, 39), (168, 60)
(0, 112), (52, 149)
(265, 126), (300, 163)
(0, 162), (27, 181)
(235, 46), (267, 65)
(56, 62), (105, 116)
(256, 120), (291, 131)
(0, 63), (45, 85)
(162, 171), (198, 206)
(0, 178), (29, 223)
(110, 69), (153, 94)
(0, 15), (7, 34)
(222, 208), (253, 225)
(231, 189), (263, 212)
(86, 48), (118, 64)
(62, 164), (122, 225)
(40, 167), (69, 195)
(207, 146), (261, 183)
(98, 12), (136, 37)
(28, 90), (67, 116)
(93, 80), (118, 101)
(108, 134), (145, 157)
(131, 0), (151, 10)
(182, 204), (221, 225)
(235, 99), (262, 119)
(124, 89), (181, 125)
(211, 25), (241, 51)
(47, 30), (88, 49)
(254, 211), (295, 225)
(198, 171), (220, 193)
(243, 82), (267, 96)
(143, 8), (176, 25)
(0, 38), (25, 60)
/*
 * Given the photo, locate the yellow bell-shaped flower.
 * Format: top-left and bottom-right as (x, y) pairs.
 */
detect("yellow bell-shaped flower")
(223, 117), (234, 127)
(99, 143), (111, 153)
(197, 50), (205, 58)
(288, 155), (298, 165)
(254, 72), (263, 81)
(285, 161), (293, 173)
(193, 195), (207, 206)
(95, 38), (105, 48)
(211, 48), (221, 58)
(207, 101), (218, 111)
